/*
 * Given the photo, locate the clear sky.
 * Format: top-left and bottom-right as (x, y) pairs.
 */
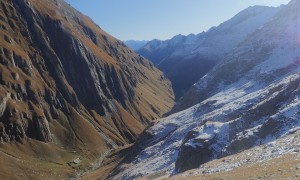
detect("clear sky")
(64, 0), (290, 41)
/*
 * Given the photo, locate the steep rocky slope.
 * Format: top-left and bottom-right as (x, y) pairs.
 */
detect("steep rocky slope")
(110, 1), (300, 179)
(0, 0), (174, 178)
(174, 0), (299, 112)
(138, 6), (280, 99)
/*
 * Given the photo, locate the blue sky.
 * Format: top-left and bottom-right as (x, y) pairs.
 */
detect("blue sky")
(64, 0), (290, 41)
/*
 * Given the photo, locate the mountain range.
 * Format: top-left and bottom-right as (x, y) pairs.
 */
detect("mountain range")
(137, 6), (281, 99)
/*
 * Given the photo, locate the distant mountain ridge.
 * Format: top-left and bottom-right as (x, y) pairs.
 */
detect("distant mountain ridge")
(124, 40), (149, 51)
(138, 5), (282, 99)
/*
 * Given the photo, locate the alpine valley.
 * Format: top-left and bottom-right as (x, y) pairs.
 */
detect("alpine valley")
(0, 0), (299, 180)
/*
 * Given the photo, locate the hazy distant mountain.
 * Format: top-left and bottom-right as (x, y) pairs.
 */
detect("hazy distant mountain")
(111, 1), (300, 178)
(124, 40), (149, 50)
(138, 6), (281, 99)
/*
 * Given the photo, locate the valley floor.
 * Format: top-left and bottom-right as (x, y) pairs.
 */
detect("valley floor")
(81, 145), (132, 180)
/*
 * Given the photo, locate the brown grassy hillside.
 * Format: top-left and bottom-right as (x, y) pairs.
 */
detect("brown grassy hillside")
(0, 0), (174, 178)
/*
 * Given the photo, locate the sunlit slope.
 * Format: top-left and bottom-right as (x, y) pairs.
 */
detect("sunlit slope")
(0, 0), (174, 178)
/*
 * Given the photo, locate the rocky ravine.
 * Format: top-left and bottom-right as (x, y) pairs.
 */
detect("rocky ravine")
(0, 0), (174, 178)
(110, 0), (300, 179)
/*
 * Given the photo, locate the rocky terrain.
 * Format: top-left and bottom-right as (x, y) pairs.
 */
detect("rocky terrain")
(0, 0), (174, 178)
(110, 0), (300, 179)
(172, 131), (300, 180)
(138, 6), (280, 99)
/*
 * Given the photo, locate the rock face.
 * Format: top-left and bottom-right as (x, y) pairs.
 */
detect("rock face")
(110, 1), (300, 179)
(138, 6), (280, 99)
(0, 0), (174, 177)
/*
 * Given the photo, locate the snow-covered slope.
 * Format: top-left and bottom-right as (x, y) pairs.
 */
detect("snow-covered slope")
(111, 71), (300, 179)
(123, 40), (149, 51)
(138, 6), (281, 99)
(110, 1), (300, 179)
(174, 0), (299, 112)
